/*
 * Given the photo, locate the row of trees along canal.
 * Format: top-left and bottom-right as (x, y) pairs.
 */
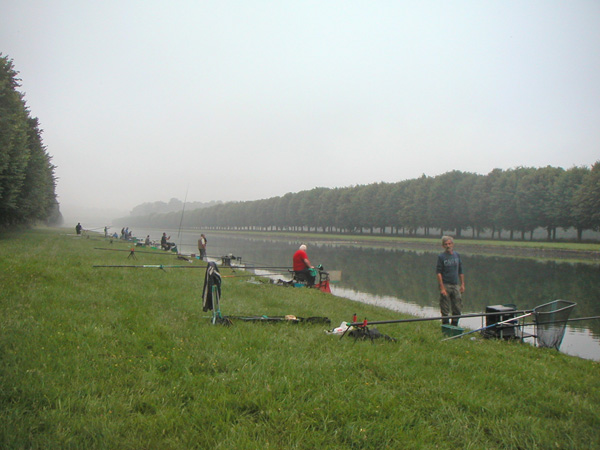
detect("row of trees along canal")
(0, 55), (61, 229)
(120, 163), (600, 242)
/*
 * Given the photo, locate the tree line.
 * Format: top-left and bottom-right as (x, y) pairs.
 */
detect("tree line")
(0, 55), (60, 229)
(120, 163), (600, 242)
(131, 198), (222, 217)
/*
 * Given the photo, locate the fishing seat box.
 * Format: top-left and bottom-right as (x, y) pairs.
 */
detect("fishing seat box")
(483, 304), (517, 339)
(441, 324), (464, 337)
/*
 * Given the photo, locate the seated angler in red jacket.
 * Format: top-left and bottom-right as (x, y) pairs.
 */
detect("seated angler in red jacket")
(292, 244), (316, 286)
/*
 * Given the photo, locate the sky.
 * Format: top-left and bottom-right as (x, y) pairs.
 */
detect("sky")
(1, 1), (599, 225)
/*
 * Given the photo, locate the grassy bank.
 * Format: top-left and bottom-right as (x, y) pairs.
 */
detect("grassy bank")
(1, 228), (599, 449)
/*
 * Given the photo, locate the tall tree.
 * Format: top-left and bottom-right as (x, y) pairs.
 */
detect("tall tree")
(387, 181), (408, 235)
(428, 171), (473, 236)
(573, 161), (600, 234)
(517, 166), (563, 240)
(398, 175), (432, 235)
(468, 173), (493, 238)
(0, 55), (59, 227)
(552, 166), (589, 241)
(490, 168), (531, 239)
(17, 117), (58, 223)
(0, 55), (30, 224)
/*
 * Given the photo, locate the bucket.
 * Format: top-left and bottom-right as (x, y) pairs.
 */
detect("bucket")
(441, 324), (465, 337)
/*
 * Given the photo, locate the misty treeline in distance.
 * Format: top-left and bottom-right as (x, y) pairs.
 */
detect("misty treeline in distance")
(0, 55), (60, 229)
(122, 163), (600, 242)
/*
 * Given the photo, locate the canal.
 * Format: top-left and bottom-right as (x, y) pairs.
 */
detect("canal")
(137, 229), (600, 361)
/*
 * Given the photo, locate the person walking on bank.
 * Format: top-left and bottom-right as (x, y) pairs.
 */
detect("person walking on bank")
(436, 236), (465, 326)
(198, 234), (208, 260)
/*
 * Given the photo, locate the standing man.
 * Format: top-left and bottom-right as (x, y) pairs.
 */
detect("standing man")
(436, 236), (465, 326)
(198, 234), (208, 260)
(75, 223), (82, 235)
(293, 244), (316, 286)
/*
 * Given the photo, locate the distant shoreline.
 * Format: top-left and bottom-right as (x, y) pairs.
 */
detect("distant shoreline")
(176, 229), (600, 263)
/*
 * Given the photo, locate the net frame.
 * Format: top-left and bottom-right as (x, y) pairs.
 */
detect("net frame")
(533, 300), (577, 350)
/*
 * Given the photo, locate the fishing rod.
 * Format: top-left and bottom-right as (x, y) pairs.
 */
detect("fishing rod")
(86, 226), (111, 231)
(177, 184), (189, 252)
(344, 310), (533, 328)
(477, 315), (600, 329)
(205, 253), (244, 260)
(93, 264), (210, 270)
(442, 312), (534, 341)
(92, 262), (246, 270)
(557, 315), (600, 323)
(94, 247), (176, 256)
(222, 272), (288, 278)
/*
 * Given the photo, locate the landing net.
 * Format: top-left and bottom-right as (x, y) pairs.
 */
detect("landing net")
(533, 300), (576, 350)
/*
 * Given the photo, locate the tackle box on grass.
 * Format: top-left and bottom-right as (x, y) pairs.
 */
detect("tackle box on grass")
(441, 324), (465, 337)
(484, 304), (517, 339)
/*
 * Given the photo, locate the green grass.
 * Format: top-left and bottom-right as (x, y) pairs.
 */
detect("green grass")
(1, 228), (599, 449)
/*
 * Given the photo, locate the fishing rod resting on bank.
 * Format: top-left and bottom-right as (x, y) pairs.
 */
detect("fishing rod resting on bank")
(343, 310), (533, 328)
(441, 312), (534, 341)
(92, 264), (209, 271)
(94, 247), (176, 256)
(341, 300), (579, 351)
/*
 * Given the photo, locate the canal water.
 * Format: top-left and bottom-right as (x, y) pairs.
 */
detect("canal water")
(135, 228), (600, 361)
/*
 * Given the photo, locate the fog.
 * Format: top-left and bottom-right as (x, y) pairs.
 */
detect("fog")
(1, 1), (599, 226)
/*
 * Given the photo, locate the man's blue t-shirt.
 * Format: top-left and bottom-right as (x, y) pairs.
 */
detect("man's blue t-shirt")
(436, 251), (463, 285)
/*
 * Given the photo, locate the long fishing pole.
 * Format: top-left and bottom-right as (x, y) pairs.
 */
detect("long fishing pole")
(481, 315), (600, 329)
(177, 184), (189, 252)
(442, 312), (534, 341)
(344, 310), (533, 328)
(559, 315), (600, 322)
(92, 263), (245, 270)
(205, 254), (244, 261)
(86, 226), (110, 231)
(93, 264), (209, 269)
(222, 272), (287, 278)
(94, 247), (176, 256)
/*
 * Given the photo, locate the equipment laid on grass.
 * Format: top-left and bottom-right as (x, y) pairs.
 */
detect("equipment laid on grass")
(199, 262), (329, 326)
(442, 311), (534, 342)
(341, 299), (581, 352)
(441, 324), (465, 337)
(481, 304), (519, 339)
(338, 316), (396, 342)
(284, 264), (332, 293)
(95, 247), (173, 255)
(227, 315), (331, 324)
(342, 310), (531, 328)
(531, 300), (577, 349)
(347, 326), (396, 342)
(93, 264), (208, 270)
(202, 262), (231, 325)
(442, 300), (577, 350)
(220, 254), (243, 267)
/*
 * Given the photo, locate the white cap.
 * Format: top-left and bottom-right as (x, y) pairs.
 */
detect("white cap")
(299, 244), (307, 251)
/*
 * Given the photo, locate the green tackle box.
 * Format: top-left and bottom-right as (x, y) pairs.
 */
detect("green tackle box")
(441, 324), (465, 337)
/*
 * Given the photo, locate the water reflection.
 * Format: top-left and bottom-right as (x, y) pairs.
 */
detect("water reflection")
(141, 229), (600, 361)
